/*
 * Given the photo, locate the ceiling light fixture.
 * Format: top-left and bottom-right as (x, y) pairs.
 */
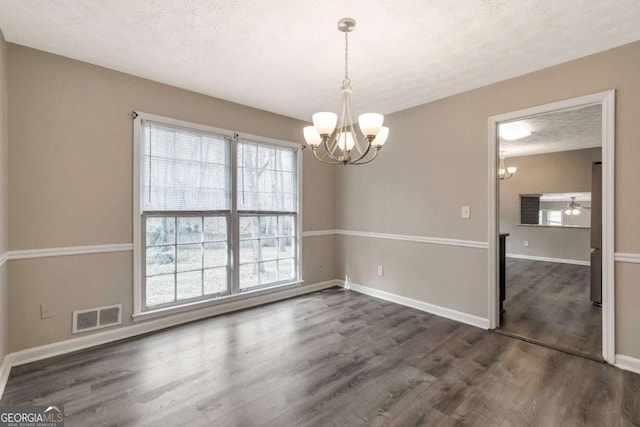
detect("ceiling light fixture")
(303, 18), (388, 165)
(498, 150), (517, 180)
(499, 121), (531, 141)
(564, 197), (581, 216)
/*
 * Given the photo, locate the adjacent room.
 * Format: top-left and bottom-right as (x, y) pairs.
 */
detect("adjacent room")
(0, 1), (639, 425)
(497, 105), (603, 359)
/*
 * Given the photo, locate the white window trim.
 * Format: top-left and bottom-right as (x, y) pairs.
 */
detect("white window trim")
(132, 111), (303, 318)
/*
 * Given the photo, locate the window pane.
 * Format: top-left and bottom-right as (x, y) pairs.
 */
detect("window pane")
(178, 217), (203, 244)
(278, 216), (294, 237)
(204, 268), (227, 295)
(177, 271), (202, 300)
(240, 217), (259, 239)
(146, 246), (175, 276)
(260, 239), (278, 261)
(204, 242), (227, 268)
(204, 217), (226, 242)
(146, 217), (175, 246)
(237, 141), (296, 212)
(279, 259), (295, 282)
(177, 244), (202, 272)
(277, 149), (294, 172)
(146, 274), (175, 307)
(258, 146), (275, 169)
(240, 264), (259, 289)
(240, 240), (259, 264)
(260, 216), (277, 238)
(278, 237), (294, 258)
(260, 261), (278, 284)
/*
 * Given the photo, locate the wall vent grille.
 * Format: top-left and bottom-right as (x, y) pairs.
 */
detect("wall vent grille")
(72, 304), (122, 334)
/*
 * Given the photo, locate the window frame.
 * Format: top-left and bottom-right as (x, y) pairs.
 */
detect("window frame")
(133, 112), (303, 319)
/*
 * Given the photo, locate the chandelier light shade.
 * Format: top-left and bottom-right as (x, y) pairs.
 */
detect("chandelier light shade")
(303, 17), (389, 165)
(564, 197), (581, 216)
(498, 151), (517, 180)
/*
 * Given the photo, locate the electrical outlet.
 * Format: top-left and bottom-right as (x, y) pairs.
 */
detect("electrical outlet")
(377, 266), (384, 276)
(41, 303), (54, 319)
(461, 206), (470, 219)
(523, 240), (529, 247)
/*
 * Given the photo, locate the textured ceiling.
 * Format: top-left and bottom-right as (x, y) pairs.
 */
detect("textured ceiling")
(500, 104), (601, 158)
(1, 1), (639, 121)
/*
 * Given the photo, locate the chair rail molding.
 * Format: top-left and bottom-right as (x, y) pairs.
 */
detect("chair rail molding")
(614, 252), (640, 264)
(303, 229), (488, 249)
(7, 243), (134, 260)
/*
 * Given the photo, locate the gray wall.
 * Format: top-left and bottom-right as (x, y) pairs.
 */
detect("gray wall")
(499, 148), (601, 262)
(336, 41), (640, 359)
(0, 30), (8, 366)
(4, 39), (640, 363)
(6, 44), (336, 352)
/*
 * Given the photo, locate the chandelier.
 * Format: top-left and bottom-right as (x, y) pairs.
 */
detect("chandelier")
(303, 18), (389, 165)
(498, 151), (517, 180)
(564, 197), (581, 216)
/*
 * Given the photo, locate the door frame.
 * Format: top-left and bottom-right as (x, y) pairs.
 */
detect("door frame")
(487, 90), (615, 363)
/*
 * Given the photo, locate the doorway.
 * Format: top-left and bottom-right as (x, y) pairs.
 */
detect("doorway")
(488, 91), (615, 363)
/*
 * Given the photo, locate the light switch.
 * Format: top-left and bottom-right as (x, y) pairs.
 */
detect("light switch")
(461, 206), (470, 219)
(524, 240), (529, 247)
(41, 303), (54, 319)
(377, 266), (384, 276)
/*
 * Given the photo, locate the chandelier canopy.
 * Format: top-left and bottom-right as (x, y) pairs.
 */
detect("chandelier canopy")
(303, 18), (389, 165)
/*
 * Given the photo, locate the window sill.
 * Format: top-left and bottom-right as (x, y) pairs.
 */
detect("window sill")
(132, 280), (304, 323)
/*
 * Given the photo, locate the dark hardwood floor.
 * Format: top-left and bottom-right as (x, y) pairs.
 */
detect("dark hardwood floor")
(2, 288), (638, 426)
(501, 258), (602, 358)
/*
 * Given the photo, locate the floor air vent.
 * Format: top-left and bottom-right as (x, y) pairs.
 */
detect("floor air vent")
(72, 304), (122, 334)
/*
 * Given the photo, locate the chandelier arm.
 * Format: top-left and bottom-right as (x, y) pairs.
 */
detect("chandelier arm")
(351, 137), (373, 163)
(341, 88), (366, 157)
(322, 135), (342, 162)
(347, 110), (365, 155)
(311, 148), (342, 165)
(333, 90), (350, 159)
(351, 147), (380, 165)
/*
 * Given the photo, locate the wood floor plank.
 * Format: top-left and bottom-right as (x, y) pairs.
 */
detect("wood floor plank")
(1, 288), (637, 426)
(501, 258), (602, 358)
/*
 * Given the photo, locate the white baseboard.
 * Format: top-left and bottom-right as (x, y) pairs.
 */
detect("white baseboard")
(337, 280), (490, 330)
(506, 253), (590, 266)
(0, 354), (11, 399)
(615, 354), (640, 375)
(0, 280), (339, 398)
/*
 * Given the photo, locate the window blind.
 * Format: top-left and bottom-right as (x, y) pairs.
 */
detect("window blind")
(142, 121), (231, 211)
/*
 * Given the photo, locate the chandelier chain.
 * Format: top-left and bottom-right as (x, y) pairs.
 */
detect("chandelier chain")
(344, 31), (350, 83)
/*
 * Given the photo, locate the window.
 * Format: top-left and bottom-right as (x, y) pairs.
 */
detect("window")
(134, 114), (300, 314)
(237, 140), (297, 290)
(539, 209), (563, 226)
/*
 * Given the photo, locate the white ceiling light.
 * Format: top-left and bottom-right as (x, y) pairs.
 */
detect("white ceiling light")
(303, 18), (388, 165)
(564, 197), (581, 216)
(499, 121), (531, 141)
